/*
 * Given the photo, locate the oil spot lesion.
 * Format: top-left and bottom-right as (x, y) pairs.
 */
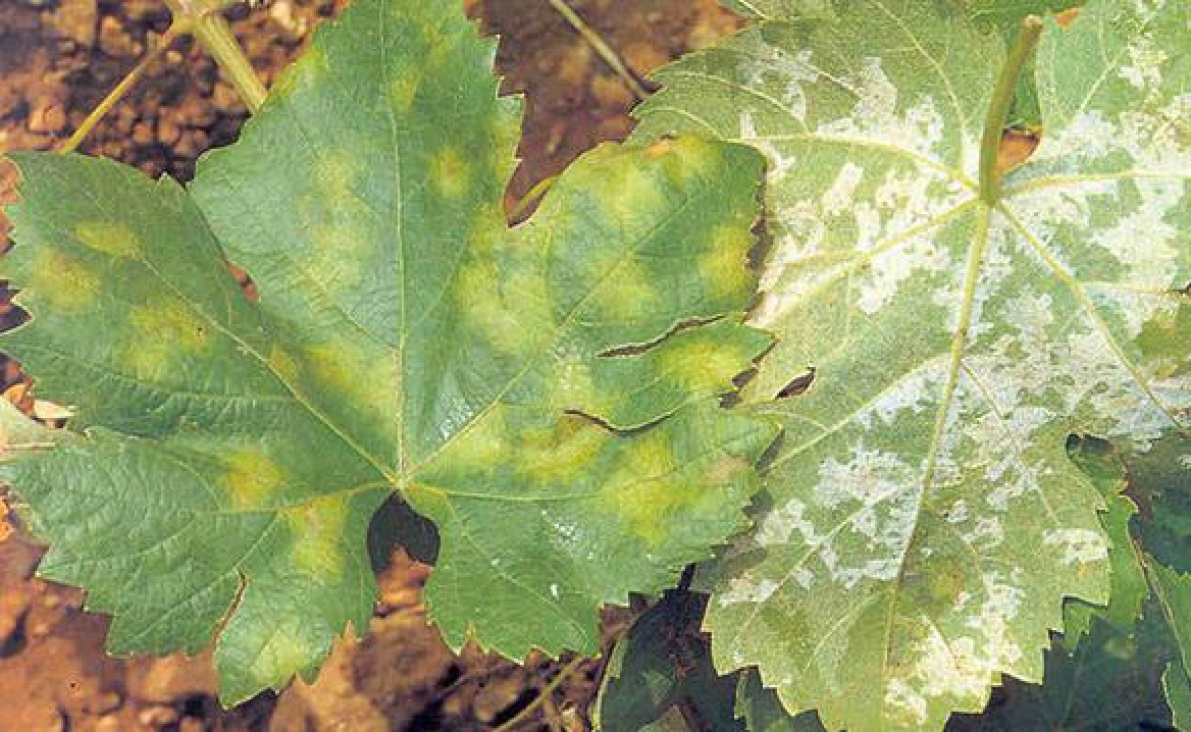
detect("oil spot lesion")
(73, 221), (140, 258)
(221, 448), (286, 510)
(431, 146), (471, 199)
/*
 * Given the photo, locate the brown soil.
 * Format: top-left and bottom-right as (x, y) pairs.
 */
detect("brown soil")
(0, 0), (739, 730)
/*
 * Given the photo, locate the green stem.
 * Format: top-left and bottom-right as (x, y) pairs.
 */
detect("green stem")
(61, 23), (187, 153)
(163, 0), (268, 114)
(546, 0), (653, 101)
(979, 15), (1044, 204)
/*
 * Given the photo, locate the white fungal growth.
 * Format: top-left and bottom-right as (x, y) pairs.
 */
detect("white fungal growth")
(717, 577), (780, 607)
(1044, 529), (1109, 565)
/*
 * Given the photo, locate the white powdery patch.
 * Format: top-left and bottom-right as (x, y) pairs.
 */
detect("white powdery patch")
(1043, 528), (1109, 565)
(1119, 37), (1168, 90)
(741, 43), (820, 121)
(885, 678), (930, 726)
(892, 578), (1025, 723)
(816, 57), (947, 160)
(739, 111), (798, 181)
(756, 498), (824, 547)
(1089, 177), (1184, 287)
(1030, 111), (1118, 170)
(822, 162), (865, 217)
(856, 362), (945, 430)
(816, 446), (917, 510)
(717, 576), (780, 607)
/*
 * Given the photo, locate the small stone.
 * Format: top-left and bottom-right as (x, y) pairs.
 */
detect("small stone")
(138, 705), (179, 727)
(132, 122), (154, 146)
(157, 117), (181, 146)
(27, 100), (67, 134)
(98, 15), (138, 57)
(128, 654), (218, 704)
(81, 691), (122, 715)
(50, 0), (98, 48)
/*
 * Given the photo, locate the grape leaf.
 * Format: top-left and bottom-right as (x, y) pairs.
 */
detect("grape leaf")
(635, 0), (1190, 729)
(595, 591), (743, 732)
(1060, 436), (1147, 650)
(947, 610), (1176, 731)
(737, 669), (828, 732)
(0, 0), (778, 704)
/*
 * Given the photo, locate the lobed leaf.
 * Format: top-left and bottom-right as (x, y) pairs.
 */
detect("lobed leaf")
(0, 0), (778, 703)
(635, 0), (1190, 729)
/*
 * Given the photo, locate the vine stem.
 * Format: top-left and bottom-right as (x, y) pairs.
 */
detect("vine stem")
(546, 0), (653, 101)
(60, 23), (189, 153)
(162, 0), (268, 114)
(979, 15), (1044, 204)
(492, 655), (586, 732)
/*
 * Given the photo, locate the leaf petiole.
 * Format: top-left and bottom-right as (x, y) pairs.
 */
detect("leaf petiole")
(162, 0), (268, 114)
(979, 15), (1044, 204)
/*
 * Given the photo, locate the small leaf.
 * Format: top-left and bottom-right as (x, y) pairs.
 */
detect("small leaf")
(947, 611), (1176, 731)
(0, 0), (777, 704)
(636, 0), (1190, 729)
(596, 591), (743, 731)
(1060, 436), (1147, 650)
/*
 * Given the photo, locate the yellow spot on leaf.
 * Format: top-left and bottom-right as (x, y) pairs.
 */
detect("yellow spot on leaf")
(589, 258), (659, 318)
(445, 406), (509, 469)
(268, 345), (299, 381)
(126, 299), (210, 379)
(246, 619), (317, 692)
(74, 221), (140, 258)
(660, 337), (748, 392)
(519, 416), (605, 481)
(431, 146), (470, 199)
(598, 162), (665, 224)
(700, 226), (754, 298)
(601, 431), (684, 546)
(29, 250), (99, 311)
(390, 70), (422, 114)
(287, 495), (348, 578)
(222, 449), (285, 510)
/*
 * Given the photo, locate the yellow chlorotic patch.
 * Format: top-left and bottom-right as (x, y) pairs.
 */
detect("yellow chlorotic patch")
(442, 406), (509, 470)
(660, 337), (748, 392)
(246, 619), (317, 691)
(126, 299), (211, 379)
(431, 146), (471, 199)
(287, 495), (348, 578)
(660, 136), (720, 186)
(597, 163), (665, 224)
(518, 417), (606, 481)
(268, 345), (300, 381)
(221, 448), (285, 510)
(548, 358), (595, 408)
(390, 69), (423, 114)
(700, 226), (754, 298)
(600, 432), (685, 546)
(315, 152), (363, 205)
(456, 258), (539, 356)
(589, 258), (660, 319)
(29, 249), (100, 311)
(74, 221), (141, 258)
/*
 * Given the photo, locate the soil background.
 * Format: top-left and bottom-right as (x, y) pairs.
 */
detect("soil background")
(0, 1), (741, 730)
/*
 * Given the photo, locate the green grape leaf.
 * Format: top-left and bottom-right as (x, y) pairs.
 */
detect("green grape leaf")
(947, 610), (1176, 731)
(635, 0), (1190, 729)
(0, 0), (778, 705)
(1060, 437), (1147, 650)
(595, 591), (743, 732)
(737, 669), (827, 732)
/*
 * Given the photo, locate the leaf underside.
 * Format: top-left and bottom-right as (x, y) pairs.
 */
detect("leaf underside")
(636, 0), (1190, 729)
(0, 0), (778, 704)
